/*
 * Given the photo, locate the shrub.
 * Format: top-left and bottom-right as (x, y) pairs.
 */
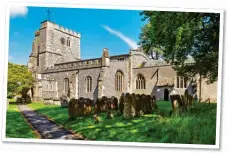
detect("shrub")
(17, 85), (31, 103)
(7, 92), (15, 99)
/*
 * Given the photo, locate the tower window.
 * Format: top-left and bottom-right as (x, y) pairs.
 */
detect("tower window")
(67, 37), (70, 47)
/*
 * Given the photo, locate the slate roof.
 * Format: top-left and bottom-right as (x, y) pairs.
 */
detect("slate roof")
(157, 77), (174, 87)
(55, 50), (78, 64)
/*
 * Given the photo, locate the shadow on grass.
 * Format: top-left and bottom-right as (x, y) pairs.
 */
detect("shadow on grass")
(28, 102), (217, 144)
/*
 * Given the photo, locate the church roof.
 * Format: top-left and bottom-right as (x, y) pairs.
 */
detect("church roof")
(144, 59), (169, 67)
(157, 77), (174, 87)
(55, 50), (78, 64)
(29, 52), (37, 57)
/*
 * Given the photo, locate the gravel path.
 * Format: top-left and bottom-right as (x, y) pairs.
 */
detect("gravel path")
(18, 104), (84, 140)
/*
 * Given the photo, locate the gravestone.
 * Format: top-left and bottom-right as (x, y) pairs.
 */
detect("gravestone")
(60, 95), (69, 108)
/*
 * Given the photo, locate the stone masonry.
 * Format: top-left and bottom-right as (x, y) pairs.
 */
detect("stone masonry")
(28, 20), (218, 104)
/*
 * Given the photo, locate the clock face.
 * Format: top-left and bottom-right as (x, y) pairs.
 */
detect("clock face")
(60, 37), (65, 45)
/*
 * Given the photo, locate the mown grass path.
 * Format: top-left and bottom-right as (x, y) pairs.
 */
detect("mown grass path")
(18, 104), (85, 140)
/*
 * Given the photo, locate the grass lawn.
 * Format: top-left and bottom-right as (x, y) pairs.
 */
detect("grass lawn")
(8, 98), (16, 102)
(6, 102), (37, 138)
(28, 101), (216, 144)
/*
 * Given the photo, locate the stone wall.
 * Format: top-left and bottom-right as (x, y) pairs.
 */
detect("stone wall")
(78, 68), (101, 99)
(41, 70), (79, 99)
(28, 35), (40, 72)
(28, 21), (218, 104)
(38, 21), (81, 72)
(102, 59), (129, 98)
(132, 65), (176, 99)
(130, 51), (149, 68)
(38, 26), (47, 72)
(43, 58), (102, 73)
(45, 52), (62, 68)
(46, 21), (80, 59)
(197, 76), (217, 102)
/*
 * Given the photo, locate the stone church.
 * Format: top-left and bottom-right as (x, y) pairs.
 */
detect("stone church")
(27, 20), (218, 105)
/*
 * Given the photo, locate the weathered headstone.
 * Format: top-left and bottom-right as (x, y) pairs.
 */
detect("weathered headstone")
(119, 93), (125, 114)
(68, 98), (78, 120)
(123, 93), (135, 119)
(135, 94), (143, 117)
(84, 98), (93, 115)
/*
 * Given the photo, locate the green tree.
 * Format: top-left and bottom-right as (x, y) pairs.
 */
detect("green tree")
(7, 62), (34, 97)
(139, 11), (220, 83)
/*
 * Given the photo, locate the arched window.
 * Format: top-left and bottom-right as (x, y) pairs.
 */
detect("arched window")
(64, 78), (69, 94)
(136, 74), (146, 89)
(176, 76), (188, 88)
(50, 84), (53, 91)
(67, 37), (70, 47)
(86, 76), (92, 92)
(115, 70), (124, 91)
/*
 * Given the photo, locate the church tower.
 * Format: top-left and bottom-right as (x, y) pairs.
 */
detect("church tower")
(28, 20), (81, 73)
(28, 19), (81, 101)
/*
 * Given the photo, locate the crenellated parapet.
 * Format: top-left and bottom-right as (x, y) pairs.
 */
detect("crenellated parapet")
(110, 54), (129, 61)
(42, 58), (102, 73)
(54, 24), (81, 38)
(35, 30), (40, 36)
(40, 20), (81, 38)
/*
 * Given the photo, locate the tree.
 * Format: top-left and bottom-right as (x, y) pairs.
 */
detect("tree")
(139, 11), (220, 83)
(7, 62), (34, 97)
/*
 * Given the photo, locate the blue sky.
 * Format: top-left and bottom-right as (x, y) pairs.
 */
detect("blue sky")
(9, 6), (146, 65)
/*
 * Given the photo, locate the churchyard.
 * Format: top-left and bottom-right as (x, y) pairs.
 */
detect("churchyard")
(6, 94), (217, 144)
(5, 10), (219, 145)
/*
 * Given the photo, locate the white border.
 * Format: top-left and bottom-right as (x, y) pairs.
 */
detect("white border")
(1, 1), (224, 150)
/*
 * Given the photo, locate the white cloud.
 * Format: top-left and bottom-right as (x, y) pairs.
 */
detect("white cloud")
(101, 25), (139, 49)
(10, 6), (28, 17)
